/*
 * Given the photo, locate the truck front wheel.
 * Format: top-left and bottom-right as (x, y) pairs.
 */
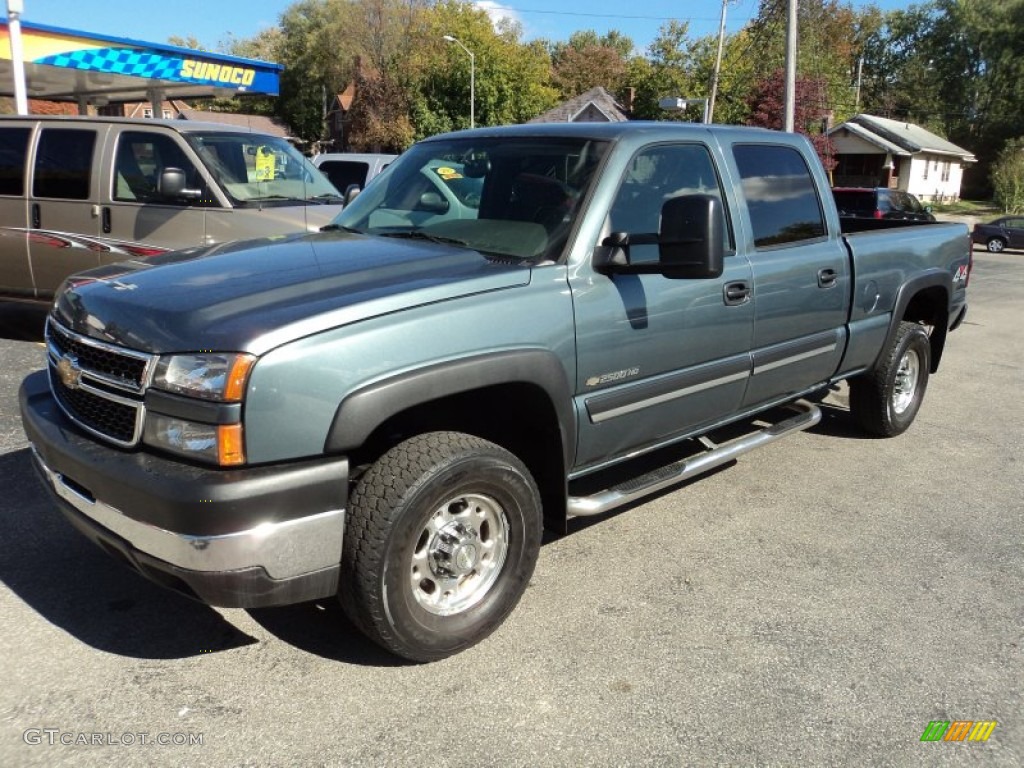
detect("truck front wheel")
(340, 432), (542, 661)
(849, 321), (931, 437)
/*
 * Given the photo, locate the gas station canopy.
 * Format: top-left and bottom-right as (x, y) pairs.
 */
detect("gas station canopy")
(0, 20), (281, 109)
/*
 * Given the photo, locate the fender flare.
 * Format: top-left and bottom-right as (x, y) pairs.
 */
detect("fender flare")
(876, 270), (951, 373)
(324, 349), (577, 470)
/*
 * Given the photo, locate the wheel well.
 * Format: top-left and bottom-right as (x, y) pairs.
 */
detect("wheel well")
(349, 383), (568, 533)
(903, 286), (949, 373)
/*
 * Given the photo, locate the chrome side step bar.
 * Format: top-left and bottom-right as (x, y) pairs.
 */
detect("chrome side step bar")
(566, 402), (821, 518)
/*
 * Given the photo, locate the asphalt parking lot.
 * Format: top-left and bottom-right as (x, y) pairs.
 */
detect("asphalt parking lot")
(0, 248), (1020, 767)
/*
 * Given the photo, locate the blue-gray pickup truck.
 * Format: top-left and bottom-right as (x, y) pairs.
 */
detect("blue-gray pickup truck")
(19, 122), (970, 661)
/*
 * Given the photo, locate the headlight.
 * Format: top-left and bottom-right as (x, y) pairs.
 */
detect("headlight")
(144, 414), (245, 466)
(153, 353), (255, 401)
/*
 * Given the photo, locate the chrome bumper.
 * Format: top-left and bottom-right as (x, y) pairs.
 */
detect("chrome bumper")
(30, 444), (344, 581)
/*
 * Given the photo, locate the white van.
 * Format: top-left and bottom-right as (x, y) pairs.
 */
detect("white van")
(0, 116), (344, 299)
(312, 152), (397, 197)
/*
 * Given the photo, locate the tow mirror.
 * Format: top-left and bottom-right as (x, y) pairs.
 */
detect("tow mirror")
(658, 195), (725, 279)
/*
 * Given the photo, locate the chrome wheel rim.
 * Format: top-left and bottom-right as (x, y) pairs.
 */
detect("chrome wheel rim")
(988, 239), (1004, 253)
(410, 493), (509, 616)
(892, 349), (920, 415)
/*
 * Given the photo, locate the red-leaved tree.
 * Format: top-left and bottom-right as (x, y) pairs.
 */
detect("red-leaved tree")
(746, 69), (838, 172)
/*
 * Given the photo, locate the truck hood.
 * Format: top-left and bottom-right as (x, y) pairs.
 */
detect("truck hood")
(53, 231), (531, 354)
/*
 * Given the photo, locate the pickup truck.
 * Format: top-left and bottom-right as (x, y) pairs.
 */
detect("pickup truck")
(19, 122), (970, 662)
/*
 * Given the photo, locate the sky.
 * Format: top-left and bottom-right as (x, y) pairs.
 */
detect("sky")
(16, 0), (918, 57)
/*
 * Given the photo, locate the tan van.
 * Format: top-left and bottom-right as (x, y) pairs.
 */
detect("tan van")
(0, 116), (344, 299)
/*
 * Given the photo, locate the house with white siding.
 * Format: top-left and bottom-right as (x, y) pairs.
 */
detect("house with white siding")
(827, 114), (976, 202)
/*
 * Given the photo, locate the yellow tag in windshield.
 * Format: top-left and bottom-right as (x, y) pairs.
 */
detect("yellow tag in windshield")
(435, 166), (463, 180)
(255, 147), (276, 182)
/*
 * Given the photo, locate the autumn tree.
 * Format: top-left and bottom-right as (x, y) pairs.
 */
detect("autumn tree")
(549, 30), (633, 101)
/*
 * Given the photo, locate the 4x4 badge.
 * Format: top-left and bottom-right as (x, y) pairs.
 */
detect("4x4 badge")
(56, 354), (83, 390)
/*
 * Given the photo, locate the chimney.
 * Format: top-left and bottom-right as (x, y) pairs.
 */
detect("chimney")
(623, 87), (635, 116)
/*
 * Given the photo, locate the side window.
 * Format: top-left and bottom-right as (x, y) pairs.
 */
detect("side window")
(0, 127), (30, 196)
(732, 144), (825, 248)
(607, 143), (732, 262)
(113, 131), (204, 205)
(33, 129), (97, 200)
(318, 160), (368, 191)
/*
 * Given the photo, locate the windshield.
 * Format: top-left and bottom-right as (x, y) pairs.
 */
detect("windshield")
(333, 136), (609, 261)
(186, 132), (341, 205)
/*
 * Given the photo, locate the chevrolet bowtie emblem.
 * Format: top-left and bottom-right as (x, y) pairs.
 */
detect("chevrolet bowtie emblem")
(56, 354), (83, 390)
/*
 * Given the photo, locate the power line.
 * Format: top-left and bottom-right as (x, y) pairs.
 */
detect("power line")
(480, 3), (753, 25)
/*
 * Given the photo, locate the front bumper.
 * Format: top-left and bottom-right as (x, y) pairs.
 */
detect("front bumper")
(20, 370), (348, 608)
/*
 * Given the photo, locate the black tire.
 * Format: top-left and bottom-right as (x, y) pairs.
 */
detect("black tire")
(986, 237), (1006, 253)
(849, 321), (931, 437)
(339, 432), (542, 662)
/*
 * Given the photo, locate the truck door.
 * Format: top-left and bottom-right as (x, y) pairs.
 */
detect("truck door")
(729, 143), (849, 409)
(27, 125), (104, 295)
(104, 128), (209, 255)
(0, 124), (33, 297)
(572, 142), (754, 470)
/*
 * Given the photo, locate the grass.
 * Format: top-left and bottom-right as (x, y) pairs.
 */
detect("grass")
(931, 199), (1001, 216)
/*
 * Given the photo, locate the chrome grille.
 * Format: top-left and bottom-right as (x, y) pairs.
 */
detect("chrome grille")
(45, 318), (155, 447)
(46, 319), (150, 393)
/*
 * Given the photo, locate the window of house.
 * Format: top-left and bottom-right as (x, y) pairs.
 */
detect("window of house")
(923, 158), (929, 180)
(33, 129), (96, 200)
(732, 144), (825, 248)
(941, 161), (951, 182)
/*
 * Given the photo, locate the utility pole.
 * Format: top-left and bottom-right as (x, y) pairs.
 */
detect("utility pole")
(783, 0), (798, 132)
(854, 56), (863, 113)
(708, 0), (730, 124)
(7, 0), (29, 115)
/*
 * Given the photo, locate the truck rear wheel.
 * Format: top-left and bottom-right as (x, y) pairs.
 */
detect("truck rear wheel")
(340, 432), (542, 662)
(849, 321), (930, 437)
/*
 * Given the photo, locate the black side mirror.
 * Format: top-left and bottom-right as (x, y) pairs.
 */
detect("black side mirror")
(157, 168), (201, 199)
(658, 194), (725, 279)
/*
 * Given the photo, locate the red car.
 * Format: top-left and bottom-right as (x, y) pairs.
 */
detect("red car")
(971, 216), (1024, 252)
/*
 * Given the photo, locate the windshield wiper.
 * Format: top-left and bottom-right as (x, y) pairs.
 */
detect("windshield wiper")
(376, 230), (470, 247)
(320, 224), (363, 233)
(247, 195), (306, 203)
(307, 193), (344, 203)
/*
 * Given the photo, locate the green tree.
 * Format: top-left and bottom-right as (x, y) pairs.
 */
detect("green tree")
(410, 1), (556, 138)
(992, 138), (1024, 213)
(628, 20), (700, 120)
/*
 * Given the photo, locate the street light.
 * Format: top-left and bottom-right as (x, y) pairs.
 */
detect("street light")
(443, 34), (475, 129)
(659, 97), (710, 124)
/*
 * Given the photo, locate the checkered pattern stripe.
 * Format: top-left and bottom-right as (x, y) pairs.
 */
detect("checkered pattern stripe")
(36, 48), (184, 80)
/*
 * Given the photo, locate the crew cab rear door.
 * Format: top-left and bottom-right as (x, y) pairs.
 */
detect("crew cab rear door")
(571, 141), (754, 471)
(726, 142), (849, 409)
